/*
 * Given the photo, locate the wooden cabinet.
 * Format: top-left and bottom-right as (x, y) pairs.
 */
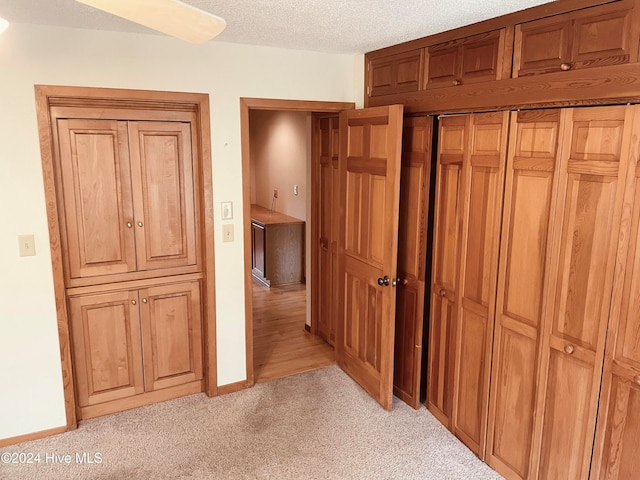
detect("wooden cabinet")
(57, 118), (198, 286)
(70, 280), (203, 418)
(368, 49), (424, 97)
(590, 121), (640, 479)
(428, 112), (509, 454)
(514, 2), (639, 77)
(250, 205), (304, 287)
(425, 30), (506, 89)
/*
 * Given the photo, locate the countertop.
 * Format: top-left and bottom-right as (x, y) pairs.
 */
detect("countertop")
(250, 204), (304, 226)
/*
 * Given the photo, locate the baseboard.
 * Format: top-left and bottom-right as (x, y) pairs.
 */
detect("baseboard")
(304, 324), (311, 333)
(217, 380), (250, 395)
(0, 426), (68, 448)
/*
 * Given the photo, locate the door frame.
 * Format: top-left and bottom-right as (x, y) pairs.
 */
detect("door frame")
(239, 98), (354, 386)
(34, 85), (217, 430)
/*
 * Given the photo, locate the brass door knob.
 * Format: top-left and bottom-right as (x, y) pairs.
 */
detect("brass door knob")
(564, 344), (575, 355)
(560, 63), (572, 71)
(453, 79), (462, 86)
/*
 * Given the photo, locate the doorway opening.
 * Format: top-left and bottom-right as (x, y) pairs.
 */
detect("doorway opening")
(240, 98), (355, 386)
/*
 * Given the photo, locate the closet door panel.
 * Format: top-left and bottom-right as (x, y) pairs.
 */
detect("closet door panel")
(57, 119), (136, 280)
(487, 110), (563, 480)
(453, 112), (508, 457)
(427, 116), (466, 425)
(537, 106), (634, 479)
(129, 121), (198, 271)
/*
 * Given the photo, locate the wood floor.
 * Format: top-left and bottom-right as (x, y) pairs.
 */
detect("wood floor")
(253, 279), (335, 383)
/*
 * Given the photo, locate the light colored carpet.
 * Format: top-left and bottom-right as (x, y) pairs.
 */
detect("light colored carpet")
(0, 366), (503, 479)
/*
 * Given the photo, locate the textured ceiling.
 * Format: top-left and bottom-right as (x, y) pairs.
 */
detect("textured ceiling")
(0, 0), (555, 54)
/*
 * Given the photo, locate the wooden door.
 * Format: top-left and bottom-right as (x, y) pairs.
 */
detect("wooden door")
(129, 121), (198, 271)
(451, 112), (509, 458)
(336, 104), (404, 410)
(486, 110), (564, 479)
(69, 290), (144, 409)
(532, 106), (637, 479)
(251, 221), (267, 283)
(57, 119), (136, 281)
(368, 50), (423, 97)
(314, 115), (340, 345)
(139, 281), (203, 392)
(591, 140), (640, 479)
(427, 115), (467, 426)
(393, 116), (433, 409)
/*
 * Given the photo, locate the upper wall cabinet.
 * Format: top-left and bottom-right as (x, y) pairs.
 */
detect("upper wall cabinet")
(368, 49), (424, 97)
(513, 2), (639, 77)
(425, 30), (507, 89)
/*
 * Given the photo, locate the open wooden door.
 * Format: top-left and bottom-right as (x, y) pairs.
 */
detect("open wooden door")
(336, 104), (404, 410)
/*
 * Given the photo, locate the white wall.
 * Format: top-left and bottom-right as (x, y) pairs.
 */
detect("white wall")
(0, 23), (361, 441)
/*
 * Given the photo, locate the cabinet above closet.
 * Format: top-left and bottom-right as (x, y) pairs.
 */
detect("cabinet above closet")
(365, 0), (640, 114)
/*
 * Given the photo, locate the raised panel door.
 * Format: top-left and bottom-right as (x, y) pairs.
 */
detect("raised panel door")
(486, 110), (564, 480)
(514, 18), (572, 77)
(69, 290), (144, 409)
(139, 281), (203, 392)
(393, 116), (433, 409)
(369, 50), (423, 97)
(459, 31), (504, 85)
(592, 160), (640, 479)
(425, 45), (460, 89)
(57, 119), (136, 281)
(534, 106), (636, 479)
(452, 111), (509, 458)
(129, 121), (198, 271)
(336, 105), (404, 410)
(427, 115), (466, 426)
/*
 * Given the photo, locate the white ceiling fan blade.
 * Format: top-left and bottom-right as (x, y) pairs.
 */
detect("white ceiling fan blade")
(76, 0), (226, 43)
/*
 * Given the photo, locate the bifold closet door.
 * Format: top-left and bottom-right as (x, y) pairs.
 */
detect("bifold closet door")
(591, 123), (640, 479)
(532, 105), (639, 479)
(486, 110), (564, 479)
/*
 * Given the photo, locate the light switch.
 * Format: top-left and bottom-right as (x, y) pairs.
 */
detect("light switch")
(222, 224), (234, 243)
(221, 201), (233, 220)
(18, 234), (36, 257)
(293, 185), (299, 196)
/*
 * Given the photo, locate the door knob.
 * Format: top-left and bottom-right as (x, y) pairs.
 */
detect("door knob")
(391, 278), (401, 287)
(560, 62), (572, 71)
(377, 276), (390, 286)
(564, 344), (575, 355)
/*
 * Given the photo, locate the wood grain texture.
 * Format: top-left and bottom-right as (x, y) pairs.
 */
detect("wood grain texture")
(240, 98), (354, 389)
(336, 105), (404, 411)
(393, 116), (433, 409)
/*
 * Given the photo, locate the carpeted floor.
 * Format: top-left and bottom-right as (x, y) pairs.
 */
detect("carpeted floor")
(0, 366), (503, 479)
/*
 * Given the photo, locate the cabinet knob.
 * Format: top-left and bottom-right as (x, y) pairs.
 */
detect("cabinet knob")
(452, 79), (462, 86)
(564, 344), (575, 355)
(634, 375), (640, 386)
(142, 298), (148, 304)
(126, 222), (133, 228)
(137, 221), (144, 227)
(131, 299), (137, 305)
(560, 63), (572, 71)
(439, 288), (447, 297)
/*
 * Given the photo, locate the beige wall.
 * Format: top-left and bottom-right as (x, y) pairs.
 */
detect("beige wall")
(0, 22), (362, 441)
(249, 110), (310, 220)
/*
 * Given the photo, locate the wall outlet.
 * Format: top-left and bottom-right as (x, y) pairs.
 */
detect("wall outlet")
(222, 224), (234, 243)
(294, 185), (299, 196)
(18, 234), (36, 257)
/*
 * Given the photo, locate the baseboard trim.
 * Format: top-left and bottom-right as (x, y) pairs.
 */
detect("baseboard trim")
(217, 380), (250, 395)
(304, 324), (311, 333)
(0, 426), (68, 448)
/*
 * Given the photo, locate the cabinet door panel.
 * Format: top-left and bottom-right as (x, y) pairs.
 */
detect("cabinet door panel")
(514, 19), (571, 76)
(129, 121), (197, 271)
(572, 9), (634, 67)
(394, 116), (433, 408)
(536, 106), (634, 479)
(369, 50), (423, 97)
(425, 47), (459, 89)
(487, 110), (563, 480)
(459, 31), (503, 85)
(140, 281), (203, 391)
(69, 290), (144, 407)
(57, 119), (136, 280)
(453, 112), (508, 457)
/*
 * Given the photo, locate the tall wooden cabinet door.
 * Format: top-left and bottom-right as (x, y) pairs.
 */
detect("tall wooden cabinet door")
(486, 110), (564, 480)
(69, 290), (144, 408)
(139, 281), (203, 392)
(427, 115), (467, 426)
(57, 119), (136, 281)
(533, 106), (637, 480)
(393, 116), (433, 409)
(315, 116), (339, 346)
(336, 105), (404, 411)
(129, 121), (198, 271)
(591, 152), (640, 480)
(452, 111), (509, 458)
